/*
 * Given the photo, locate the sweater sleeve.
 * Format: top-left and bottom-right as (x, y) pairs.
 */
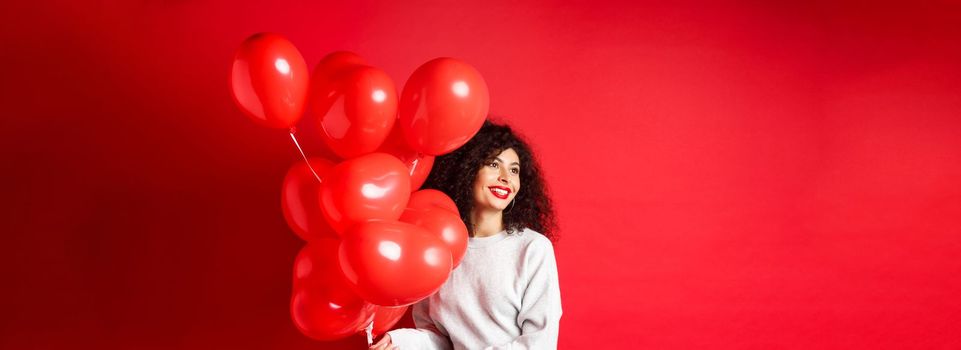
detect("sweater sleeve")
(486, 237), (563, 350)
(386, 298), (453, 350)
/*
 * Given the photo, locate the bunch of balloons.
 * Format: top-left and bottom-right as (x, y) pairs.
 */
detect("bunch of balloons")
(229, 33), (488, 341)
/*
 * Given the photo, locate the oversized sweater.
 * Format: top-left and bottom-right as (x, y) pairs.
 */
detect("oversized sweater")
(387, 228), (562, 349)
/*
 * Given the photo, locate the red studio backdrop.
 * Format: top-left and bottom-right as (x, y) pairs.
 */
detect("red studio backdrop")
(2, 1), (960, 349)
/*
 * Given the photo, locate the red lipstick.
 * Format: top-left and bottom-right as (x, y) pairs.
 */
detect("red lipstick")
(488, 186), (511, 199)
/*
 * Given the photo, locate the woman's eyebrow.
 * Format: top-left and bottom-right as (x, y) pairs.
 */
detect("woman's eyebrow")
(494, 157), (520, 166)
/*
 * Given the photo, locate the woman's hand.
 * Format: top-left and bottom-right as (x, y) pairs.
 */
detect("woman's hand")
(369, 334), (397, 350)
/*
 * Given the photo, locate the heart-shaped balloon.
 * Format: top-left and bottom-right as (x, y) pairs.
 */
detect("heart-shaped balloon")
(311, 63), (398, 159)
(400, 197), (469, 268)
(291, 239), (376, 341)
(310, 51), (366, 96)
(398, 57), (489, 156)
(372, 305), (409, 337)
(319, 153), (411, 235)
(407, 189), (458, 214)
(339, 221), (452, 306)
(282, 157), (337, 241)
(377, 124), (435, 191)
(230, 33), (309, 129)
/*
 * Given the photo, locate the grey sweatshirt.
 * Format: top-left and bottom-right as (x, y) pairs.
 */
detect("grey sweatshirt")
(387, 228), (562, 349)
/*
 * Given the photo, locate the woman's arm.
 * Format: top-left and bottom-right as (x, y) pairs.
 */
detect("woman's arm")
(487, 237), (563, 350)
(383, 298), (453, 350)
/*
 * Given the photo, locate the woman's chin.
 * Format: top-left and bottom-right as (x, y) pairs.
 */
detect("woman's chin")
(478, 202), (508, 212)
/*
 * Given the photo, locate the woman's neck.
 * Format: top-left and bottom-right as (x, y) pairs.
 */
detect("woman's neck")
(470, 208), (504, 238)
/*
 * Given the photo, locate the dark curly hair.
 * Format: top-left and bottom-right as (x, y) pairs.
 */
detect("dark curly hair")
(422, 119), (558, 242)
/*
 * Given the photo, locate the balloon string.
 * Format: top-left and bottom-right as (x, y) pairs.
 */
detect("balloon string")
(365, 311), (375, 346)
(409, 156), (420, 177)
(289, 128), (322, 183)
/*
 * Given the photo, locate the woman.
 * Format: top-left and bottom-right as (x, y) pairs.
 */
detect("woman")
(371, 119), (562, 349)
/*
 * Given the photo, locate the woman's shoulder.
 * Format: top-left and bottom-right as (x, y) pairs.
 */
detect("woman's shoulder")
(513, 228), (558, 274)
(513, 228), (555, 253)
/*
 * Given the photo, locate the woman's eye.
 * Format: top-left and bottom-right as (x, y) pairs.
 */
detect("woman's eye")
(487, 162), (498, 168)
(511, 168), (519, 175)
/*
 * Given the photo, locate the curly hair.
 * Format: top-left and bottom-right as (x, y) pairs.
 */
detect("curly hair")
(422, 119), (558, 242)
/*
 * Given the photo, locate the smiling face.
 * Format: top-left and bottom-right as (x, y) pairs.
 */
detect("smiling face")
(471, 148), (522, 212)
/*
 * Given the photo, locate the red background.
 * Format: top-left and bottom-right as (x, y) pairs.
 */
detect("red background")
(3, 1), (960, 348)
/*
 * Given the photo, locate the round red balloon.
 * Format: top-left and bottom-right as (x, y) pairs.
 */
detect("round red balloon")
(377, 124), (435, 191)
(400, 204), (469, 268)
(230, 33), (309, 129)
(339, 221), (452, 306)
(319, 153), (412, 235)
(407, 189), (458, 214)
(312, 65), (398, 159)
(291, 239), (376, 341)
(399, 58), (490, 156)
(282, 157), (337, 241)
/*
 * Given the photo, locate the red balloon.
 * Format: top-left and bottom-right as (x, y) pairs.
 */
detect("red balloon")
(282, 157), (337, 241)
(291, 239), (376, 341)
(377, 124), (435, 191)
(319, 153), (412, 235)
(311, 64), (398, 159)
(372, 305), (409, 337)
(230, 33), (309, 129)
(407, 189), (458, 214)
(400, 204), (469, 268)
(310, 51), (366, 95)
(399, 58), (490, 156)
(339, 221), (452, 306)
